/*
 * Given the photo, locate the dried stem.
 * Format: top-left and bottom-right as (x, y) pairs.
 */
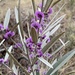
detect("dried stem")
(2, 44), (29, 75)
(31, 0), (36, 13)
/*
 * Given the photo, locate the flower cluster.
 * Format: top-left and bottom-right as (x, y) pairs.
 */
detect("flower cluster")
(0, 23), (15, 40)
(4, 30), (15, 39)
(0, 58), (4, 64)
(0, 24), (4, 30)
(13, 43), (22, 48)
(26, 37), (43, 58)
(25, 6), (53, 73)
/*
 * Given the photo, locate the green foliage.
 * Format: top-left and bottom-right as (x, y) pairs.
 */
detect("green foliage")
(46, 49), (75, 75)
(0, 0), (74, 75)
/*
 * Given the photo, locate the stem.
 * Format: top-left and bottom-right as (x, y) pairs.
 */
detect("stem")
(31, 0), (36, 13)
(2, 63), (11, 71)
(11, 22), (19, 32)
(26, 48), (34, 75)
(18, 0), (24, 38)
(10, 38), (24, 53)
(41, 0), (44, 12)
(2, 44), (29, 75)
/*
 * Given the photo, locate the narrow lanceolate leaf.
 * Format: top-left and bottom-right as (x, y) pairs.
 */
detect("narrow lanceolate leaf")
(3, 9), (10, 30)
(12, 64), (18, 75)
(30, 28), (38, 44)
(46, 49), (75, 75)
(30, 72), (33, 75)
(43, 4), (65, 33)
(42, 32), (64, 53)
(49, 24), (61, 36)
(31, 0), (36, 13)
(0, 39), (5, 46)
(43, 14), (66, 35)
(59, 38), (65, 46)
(51, 41), (69, 56)
(15, 7), (26, 53)
(43, 0), (53, 12)
(4, 46), (13, 62)
(52, 59), (57, 66)
(51, 0), (61, 7)
(38, 57), (53, 68)
(32, 32), (64, 65)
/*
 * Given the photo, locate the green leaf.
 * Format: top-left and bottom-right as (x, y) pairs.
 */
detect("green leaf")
(38, 57), (53, 68)
(3, 9), (10, 30)
(36, 71), (40, 75)
(42, 32), (65, 53)
(0, 39), (5, 46)
(46, 49), (75, 75)
(12, 64), (18, 75)
(51, 0), (61, 7)
(43, 0), (53, 12)
(15, 7), (27, 53)
(31, 0), (36, 13)
(18, 0), (24, 38)
(32, 32), (64, 65)
(30, 27), (38, 44)
(53, 71), (58, 75)
(4, 46), (13, 62)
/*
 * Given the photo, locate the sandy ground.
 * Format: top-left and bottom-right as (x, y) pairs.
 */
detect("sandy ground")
(0, 0), (41, 18)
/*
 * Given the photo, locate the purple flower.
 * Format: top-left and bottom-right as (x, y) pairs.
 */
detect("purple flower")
(0, 58), (4, 64)
(26, 37), (35, 52)
(46, 38), (50, 43)
(31, 21), (40, 31)
(48, 8), (52, 14)
(42, 71), (47, 75)
(0, 24), (4, 30)
(37, 49), (43, 57)
(40, 35), (46, 40)
(4, 31), (15, 39)
(39, 3), (42, 8)
(14, 43), (22, 48)
(29, 53), (35, 59)
(31, 18), (35, 23)
(44, 53), (51, 58)
(26, 37), (33, 43)
(35, 61), (38, 64)
(27, 66), (31, 73)
(37, 42), (42, 48)
(35, 10), (44, 20)
(12, 74), (16, 75)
